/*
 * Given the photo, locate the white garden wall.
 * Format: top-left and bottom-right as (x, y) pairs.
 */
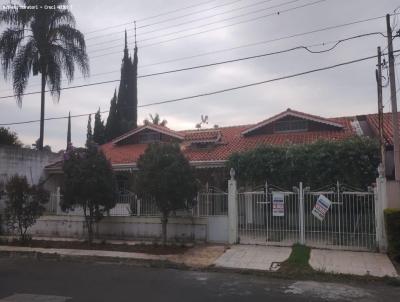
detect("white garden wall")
(28, 215), (214, 242)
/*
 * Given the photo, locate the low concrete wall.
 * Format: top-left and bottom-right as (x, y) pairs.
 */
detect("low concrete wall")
(28, 215), (209, 242)
(386, 180), (400, 209)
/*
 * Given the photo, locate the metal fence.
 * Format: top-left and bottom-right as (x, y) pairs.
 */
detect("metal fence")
(238, 190), (300, 246)
(237, 183), (377, 251)
(195, 192), (228, 217)
(45, 191), (229, 218)
(304, 190), (376, 250)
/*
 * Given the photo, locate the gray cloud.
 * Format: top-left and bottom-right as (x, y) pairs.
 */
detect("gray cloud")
(0, 0), (399, 150)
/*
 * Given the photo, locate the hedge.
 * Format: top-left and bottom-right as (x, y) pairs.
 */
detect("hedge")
(228, 137), (379, 190)
(384, 208), (400, 260)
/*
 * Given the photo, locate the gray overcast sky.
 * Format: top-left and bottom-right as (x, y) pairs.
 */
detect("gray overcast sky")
(0, 0), (399, 151)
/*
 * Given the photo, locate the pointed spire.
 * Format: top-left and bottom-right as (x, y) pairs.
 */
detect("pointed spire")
(134, 20), (137, 48)
(124, 29), (129, 58)
(66, 111), (72, 150)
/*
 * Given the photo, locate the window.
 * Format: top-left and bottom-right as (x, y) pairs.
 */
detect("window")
(274, 119), (308, 133)
(139, 132), (161, 143)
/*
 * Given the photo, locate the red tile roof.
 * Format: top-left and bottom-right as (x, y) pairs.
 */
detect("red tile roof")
(366, 112), (400, 146)
(100, 115), (356, 166)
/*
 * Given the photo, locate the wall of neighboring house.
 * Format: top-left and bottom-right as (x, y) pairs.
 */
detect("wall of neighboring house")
(0, 146), (61, 212)
(0, 145), (60, 185)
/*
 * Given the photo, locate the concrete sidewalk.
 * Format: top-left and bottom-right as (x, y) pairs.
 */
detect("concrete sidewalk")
(214, 245), (292, 271)
(309, 249), (398, 278)
(214, 245), (399, 278)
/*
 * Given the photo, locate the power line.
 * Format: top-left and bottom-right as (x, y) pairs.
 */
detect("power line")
(83, 0), (222, 36)
(86, 0), (288, 48)
(88, 0), (326, 53)
(0, 31), (383, 94)
(90, 13), (388, 60)
(85, 0), (245, 40)
(1, 50), (399, 126)
(136, 0), (264, 30)
(0, 32), (385, 98)
(138, 0), (308, 43)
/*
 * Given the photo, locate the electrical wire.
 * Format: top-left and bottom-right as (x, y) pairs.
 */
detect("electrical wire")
(1, 50), (399, 126)
(86, 0), (297, 47)
(90, 14), (388, 60)
(0, 32), (386, 96)
(83, 0), (222, 35)
(88, 0), (326, 53)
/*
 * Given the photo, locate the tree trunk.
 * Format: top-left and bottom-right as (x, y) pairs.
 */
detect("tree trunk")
(38, 72), (46, 150)
(161, 213), (168, 246)
(83, 206), (93, 244)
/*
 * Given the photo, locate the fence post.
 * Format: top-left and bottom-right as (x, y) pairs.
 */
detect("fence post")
(137, 198), (141, 217)
(375, 164), (388, 252)
(196, 192), (200, 217)
(228, 168), (238, 244)
(298, 182), (305, 245)
(56, 186), (62, 215)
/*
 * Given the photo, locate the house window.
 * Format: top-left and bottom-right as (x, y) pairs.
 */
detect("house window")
(274, 119), (308, 133)
(139, 132), (161, 143)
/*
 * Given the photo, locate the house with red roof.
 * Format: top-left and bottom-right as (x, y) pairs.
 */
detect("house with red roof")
(46, 108), (366, 193)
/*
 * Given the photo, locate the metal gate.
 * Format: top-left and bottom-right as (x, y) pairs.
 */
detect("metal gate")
(237, 182), (376, 251)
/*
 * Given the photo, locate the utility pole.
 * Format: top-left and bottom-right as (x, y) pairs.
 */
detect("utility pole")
(386, 14), (400, 180)
(376, 46), (386, 176)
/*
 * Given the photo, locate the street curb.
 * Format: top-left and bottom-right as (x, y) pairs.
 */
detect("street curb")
(0, 249), (190, 270)
(1, 248), (399, 287)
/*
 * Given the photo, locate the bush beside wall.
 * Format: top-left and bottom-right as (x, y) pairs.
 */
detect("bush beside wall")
(228, 137), (379, 189)
(384, 208), (400, 261)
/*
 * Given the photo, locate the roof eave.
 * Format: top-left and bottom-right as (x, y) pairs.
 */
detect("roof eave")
(241, 110), (344, 136)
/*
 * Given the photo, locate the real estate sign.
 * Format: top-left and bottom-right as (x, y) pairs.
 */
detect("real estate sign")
(312, 195), (332, 221)
(272, 192), (285, 217)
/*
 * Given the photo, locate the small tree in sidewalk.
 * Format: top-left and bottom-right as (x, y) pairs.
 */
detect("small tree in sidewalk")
(136, 143), (198, 245)
(4, 175), (49, 241)
(62, 145), (117, 243)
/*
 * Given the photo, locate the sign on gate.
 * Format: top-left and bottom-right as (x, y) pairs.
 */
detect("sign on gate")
(312, 195), (332, 221)
(272, 192), (285, 217)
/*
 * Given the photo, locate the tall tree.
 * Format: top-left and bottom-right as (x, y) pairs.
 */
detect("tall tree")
(93, 108), (106, 145)
(105, 90), (119, 142)
(116, 30), (138, 134)
(62, 147), (117, 243)
(0, 0), (89, 150)
(136, 143), (198, 244)
(0, 127), (21, 147)
(131, 39), (138, 128)
(86, 114), (92, 148)
(66, 111), (72, 150)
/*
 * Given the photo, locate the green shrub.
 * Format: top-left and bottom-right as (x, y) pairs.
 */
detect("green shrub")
(4, 175), (49, 241)
(228, 137), (379, 189)
(384, 208), (400, 261)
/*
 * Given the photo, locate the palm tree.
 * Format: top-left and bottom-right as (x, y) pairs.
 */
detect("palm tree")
(0, 0), (89, 150)
(143, 113), (167, 127)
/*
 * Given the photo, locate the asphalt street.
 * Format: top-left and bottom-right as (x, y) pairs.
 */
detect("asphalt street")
(0, 257), (399, 302)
